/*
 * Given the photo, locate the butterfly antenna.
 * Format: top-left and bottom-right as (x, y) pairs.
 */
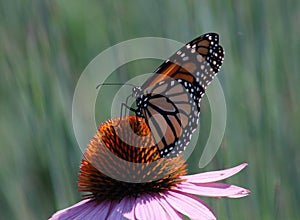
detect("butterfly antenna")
(96, 83), (136, 89)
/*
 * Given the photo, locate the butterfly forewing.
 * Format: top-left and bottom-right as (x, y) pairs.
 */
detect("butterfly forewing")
(142, 33), (224, 90)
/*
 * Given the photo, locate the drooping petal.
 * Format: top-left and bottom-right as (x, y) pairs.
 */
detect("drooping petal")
(49, 199), (113, 220)
(180, 163), (248, 183)
(107, 197), (135, 220)
(174, 182), (250, 198)
(154, 196), (185, 220)
(135, 194), (173, 220)
(164, 190), (216, 220)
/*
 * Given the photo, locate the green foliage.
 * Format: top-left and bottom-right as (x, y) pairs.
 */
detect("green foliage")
(0, 0), (299, 219)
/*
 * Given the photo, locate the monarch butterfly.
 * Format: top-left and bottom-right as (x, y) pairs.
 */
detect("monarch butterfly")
(128, 33), (224, 158)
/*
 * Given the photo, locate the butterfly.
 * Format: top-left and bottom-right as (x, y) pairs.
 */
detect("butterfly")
(128, 33), (224, 158)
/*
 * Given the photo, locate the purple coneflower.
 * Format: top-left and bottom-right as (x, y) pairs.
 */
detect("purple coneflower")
(50, 116), (249, 220)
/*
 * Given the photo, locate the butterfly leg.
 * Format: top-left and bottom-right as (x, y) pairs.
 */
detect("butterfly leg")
(120, 102), (137, 117)
(114, 94), (137, 127)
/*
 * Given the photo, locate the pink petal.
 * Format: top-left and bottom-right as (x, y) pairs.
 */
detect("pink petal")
(49, 199), (113, 220)
(154, 196), (185, 220)
(107, 197), (135, 220)
(227, 193), (251, 198)
(135, 194), (172, 220)
(180, 163), (248, 183)
(164, 190), (216, 220)
(175, 182), (250, 198)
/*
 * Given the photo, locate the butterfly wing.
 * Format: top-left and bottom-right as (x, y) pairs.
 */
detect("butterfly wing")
(137, 33), (224, 157)
(142, 33), (224, 90)
(140, 80), (192, 153)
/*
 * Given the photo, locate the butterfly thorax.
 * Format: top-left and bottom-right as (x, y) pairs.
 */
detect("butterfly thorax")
(132, 86), (148, 117)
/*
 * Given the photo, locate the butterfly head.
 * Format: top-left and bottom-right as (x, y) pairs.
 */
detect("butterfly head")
(132, 86), (142, 98)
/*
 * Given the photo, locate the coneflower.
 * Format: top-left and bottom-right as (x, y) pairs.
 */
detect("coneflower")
(50, 116), (249, 220)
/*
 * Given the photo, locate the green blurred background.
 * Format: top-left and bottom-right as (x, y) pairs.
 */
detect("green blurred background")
(1, 0), (299, 219)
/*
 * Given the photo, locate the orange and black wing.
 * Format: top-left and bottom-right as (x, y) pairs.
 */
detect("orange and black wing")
(138, 33), (224, 157)
(141, 33), (224, 90)
(141, 80), (192, 154)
